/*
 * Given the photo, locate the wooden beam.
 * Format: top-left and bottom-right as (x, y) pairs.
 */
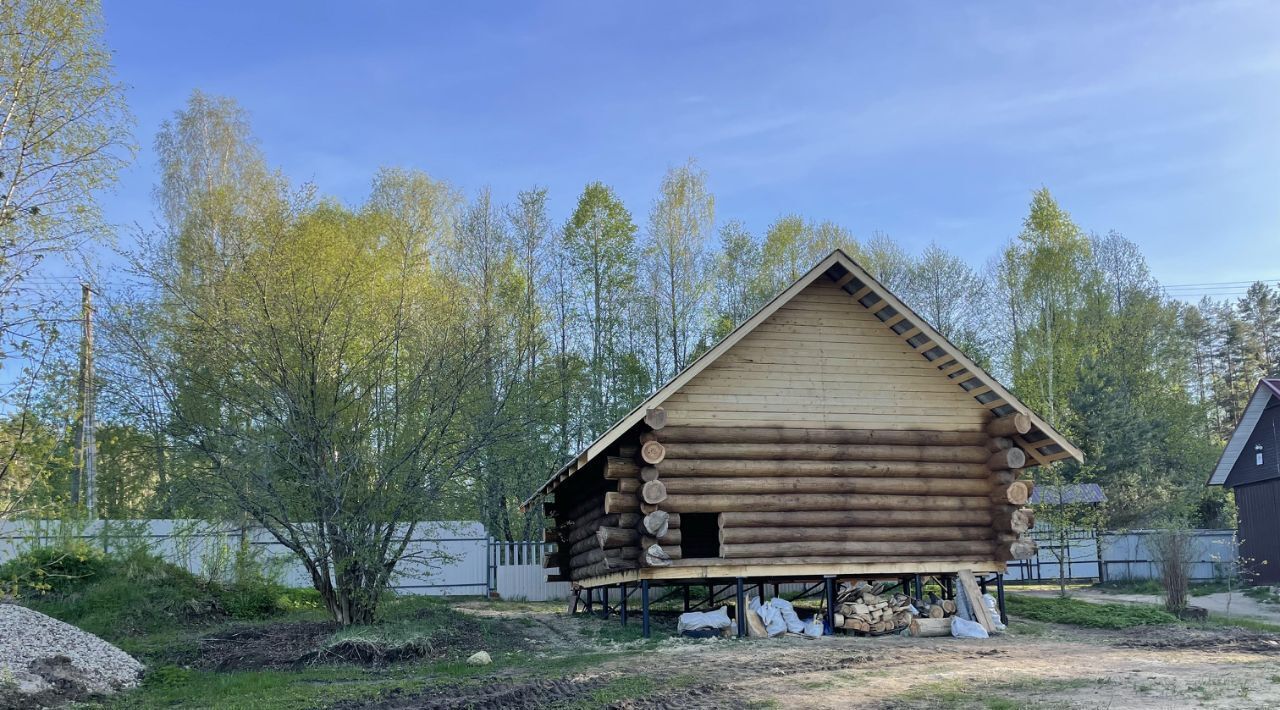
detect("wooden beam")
(939, 361), (968, 378)
(658, 427), (989, 446)
(575, 560), (1006, 588)
(833, 272), (857, 288)
(849, 285), (873, 301)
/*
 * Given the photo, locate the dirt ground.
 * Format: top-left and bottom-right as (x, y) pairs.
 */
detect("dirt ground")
(335, 602), (1280, 709)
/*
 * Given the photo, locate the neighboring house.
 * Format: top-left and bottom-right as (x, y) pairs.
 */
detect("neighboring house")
(1208, 378), (1280, 585)
(521, 250), (1083, 634)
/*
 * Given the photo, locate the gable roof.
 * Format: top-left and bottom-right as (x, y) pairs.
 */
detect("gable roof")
(1208, 378), (1280, 486)
(520, 249), (1083, 510)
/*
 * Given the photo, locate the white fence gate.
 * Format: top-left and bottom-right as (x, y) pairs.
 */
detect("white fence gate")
(0, 519), (570, 601)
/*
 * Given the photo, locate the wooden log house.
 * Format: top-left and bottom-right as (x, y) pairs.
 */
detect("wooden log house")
(522, 250), (1082, 626)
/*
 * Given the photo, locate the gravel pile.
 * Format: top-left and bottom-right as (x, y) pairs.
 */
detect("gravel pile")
(0, 602), (143, 707)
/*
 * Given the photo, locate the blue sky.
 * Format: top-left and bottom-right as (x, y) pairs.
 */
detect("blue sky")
(95, 0), (1280, 299)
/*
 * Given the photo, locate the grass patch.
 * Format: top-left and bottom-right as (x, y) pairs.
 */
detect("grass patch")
(1243, 586), (1280, 604)
(889, 676), (1111, 709)
(1091, 579), (1241, 597)
(1006, 594), (1177, 629)
(1199, 613), (1280, 633)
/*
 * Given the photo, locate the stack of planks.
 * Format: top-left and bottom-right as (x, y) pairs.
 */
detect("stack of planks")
(832, 583), (913, 634)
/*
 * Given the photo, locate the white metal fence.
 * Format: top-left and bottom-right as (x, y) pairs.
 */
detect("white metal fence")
(0, 519), (570, 601)
(1006, 528), (1238, 583)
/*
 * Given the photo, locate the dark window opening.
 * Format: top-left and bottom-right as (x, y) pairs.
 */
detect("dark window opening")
(681, 513), (721, 558)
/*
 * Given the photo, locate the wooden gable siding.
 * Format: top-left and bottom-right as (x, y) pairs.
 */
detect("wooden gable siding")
(662, 277), (988, 431)
(1224, 398), (1280, 488)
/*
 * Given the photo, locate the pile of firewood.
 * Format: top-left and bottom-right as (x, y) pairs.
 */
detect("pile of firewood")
(832, 582), (914, 634)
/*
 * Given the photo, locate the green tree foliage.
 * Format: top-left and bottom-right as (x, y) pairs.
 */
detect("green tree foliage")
(7, 83), (1266, 609)
(562, 182), (645, 434)
(643, 159), (714, 380)
(0, 0), (131, 519)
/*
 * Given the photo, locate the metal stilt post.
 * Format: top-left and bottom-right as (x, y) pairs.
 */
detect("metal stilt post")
(601, 586), (609, 620)
(585, 587), (593, 614)
(620, 583), (628, 626)
(682, 584), (690, 611)
(736, 578), (746, 637)
(641, 581), (651, 638)
(997, 574), (1008, 626)
(824, 576), (835, 634)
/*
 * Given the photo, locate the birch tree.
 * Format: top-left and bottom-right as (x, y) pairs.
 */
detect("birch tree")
(562, 182), (638, 434)
(0, 0), (131, 519)
(644, 160), (714, 378)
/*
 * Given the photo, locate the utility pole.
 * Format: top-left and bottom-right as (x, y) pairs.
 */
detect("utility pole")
(71, 283), (97, 517)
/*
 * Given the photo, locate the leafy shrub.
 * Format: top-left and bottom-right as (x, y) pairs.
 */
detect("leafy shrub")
(218, 579), (292, 620)
(11, 545), (293, 637)
(0, 541), (106, 596)
(1007, 594), (1178, 629)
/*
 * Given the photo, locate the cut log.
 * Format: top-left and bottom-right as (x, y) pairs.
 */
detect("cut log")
(640, 510), (670, 537)
(657, 459), (990, 479)
(661, 493), (991, 513)
(599, 524), (680, 547)
(658, 427), (988, 447)
(641, 480), (668, 504)
(597, 526), (637, 549)
(562, 514), (617, 545)
(987, 448), (1026, 470)
(640, 502), (659, 514)
(640, 466), (660, 483)
(997, 538), (1038, 560)
(991, 481), (1030, 506)
(569, 545), (639, 569)
(640, 441), (666, 465)
(908, 617), (952, 637)
(719, 509), (992, 528)
(989, 470), (1018, 485)
(568, 532), (605, 557)
(721, 540), (995, 558)
(570, 558), (637, 580)
(987, 437), (1013, 452)
(660, 443), (991, 464)
(604, 491), (639, 513)
(639, 431), (660, 444)
(658, 476), (990, 497)
(603, 457), (640, 480)
(643, 407), (668, 430)
(718, 526), (994, 544)
(993, 508), (1034, 534)
(641, 543), (673, 567)
(987, 413), (1031, 437)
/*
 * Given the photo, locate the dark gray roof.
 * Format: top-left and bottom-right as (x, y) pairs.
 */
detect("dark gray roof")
(1030, 483), (1106, 505)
